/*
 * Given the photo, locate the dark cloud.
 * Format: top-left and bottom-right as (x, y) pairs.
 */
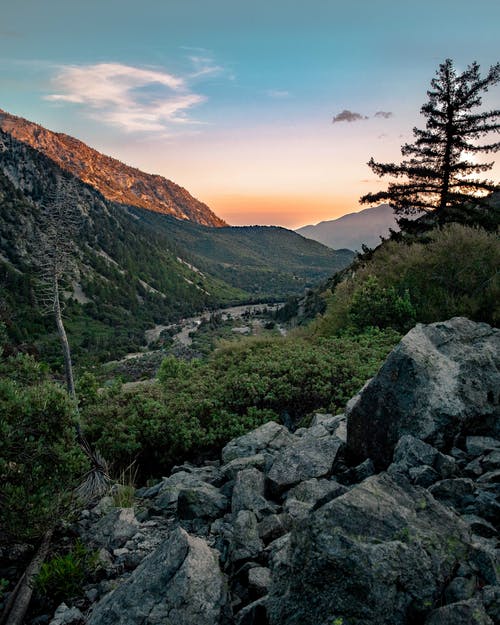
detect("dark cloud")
(374, 111), (393, 119)
(332, 109), (368, 123)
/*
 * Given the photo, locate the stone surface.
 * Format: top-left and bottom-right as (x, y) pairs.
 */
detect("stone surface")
(86, 527), (226, 625)
(268, 473), (471, 625)
(424, 599), (493, 624)
(266, 435), (343, 494)
(346, 318), (500, 469)
(49, 604), (84, 625)
(86, 508), (140, 550)
(231, 468), (274, 518)
(222, 422), (294, 464)
(231, 510), (263, 564)
(177, 482), (228, 520)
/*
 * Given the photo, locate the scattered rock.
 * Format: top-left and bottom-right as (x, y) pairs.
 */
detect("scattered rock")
(222, 422), (294, 464)
(266, 435), (343, 494)
(86, 527), (227, 625)
(424, 599), (494, 624)
(49, 603), (84, 625)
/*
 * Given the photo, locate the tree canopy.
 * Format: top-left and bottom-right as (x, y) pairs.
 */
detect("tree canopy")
(360, 59), (500, 228)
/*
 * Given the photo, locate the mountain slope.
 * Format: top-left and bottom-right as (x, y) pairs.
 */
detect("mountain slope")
(0, 108), (226, 227)
(297, 204), (398, 250)
(0, 129), (353, 364)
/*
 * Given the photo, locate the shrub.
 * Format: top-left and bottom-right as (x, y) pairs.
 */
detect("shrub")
(0, 355), (88, 540)
(83, 329), (399, 479)
(36, 540), (97, 603)
(348, 276), (416, 332)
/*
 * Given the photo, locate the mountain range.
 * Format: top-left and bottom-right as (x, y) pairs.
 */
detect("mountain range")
(0, 109), (225, 227)
(296, 203), (398, 251)
(0, 111), (354, 364)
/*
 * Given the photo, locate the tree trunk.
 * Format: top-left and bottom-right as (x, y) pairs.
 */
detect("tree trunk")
(1, 527), (54, 625)
(53, 275), (76, 401)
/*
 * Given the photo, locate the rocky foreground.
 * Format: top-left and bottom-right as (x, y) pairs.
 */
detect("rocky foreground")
(52, 318), (499, 625)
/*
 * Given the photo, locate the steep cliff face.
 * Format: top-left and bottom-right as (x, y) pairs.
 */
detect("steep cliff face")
(0, 109), (226, 227)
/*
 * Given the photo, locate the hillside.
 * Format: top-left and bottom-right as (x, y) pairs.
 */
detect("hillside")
(0, 129), (353, 364)
(0, 108), (226, 227)
(297, 203), (398, 250)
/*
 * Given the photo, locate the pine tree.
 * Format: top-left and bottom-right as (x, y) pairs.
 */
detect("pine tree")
(360, 59), (500, 229)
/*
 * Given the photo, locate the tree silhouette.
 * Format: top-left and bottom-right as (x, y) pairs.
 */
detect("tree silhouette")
(360, 59), (500, 228)
(36, 175), (80, 398)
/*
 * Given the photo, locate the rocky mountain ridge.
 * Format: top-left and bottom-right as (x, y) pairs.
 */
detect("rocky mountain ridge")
(36, 317), (499, 625)
(297, 203), (398, 251)
(0, 108), (226, 227)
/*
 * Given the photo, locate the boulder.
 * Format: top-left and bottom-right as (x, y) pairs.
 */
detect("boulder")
(49, 604), (84, 625)
(86, 526), (226, 625)
(266, 435), (343, 494)
(231, 468), (274, 518)
(346, 318), (500, 470)
(177, 482), (228, 520)
(424, 599), (493, 624)
(268, 473), (472, 625)
(87, 508), (140, 550)
(222, 422), (295, 464)
(230, 510), (263, 564)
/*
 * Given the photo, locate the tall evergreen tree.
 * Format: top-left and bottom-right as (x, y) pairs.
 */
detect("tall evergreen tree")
(360, 59), (500, 228)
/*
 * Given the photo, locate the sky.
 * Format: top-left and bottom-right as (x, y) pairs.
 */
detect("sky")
(1, 0), (499, 228)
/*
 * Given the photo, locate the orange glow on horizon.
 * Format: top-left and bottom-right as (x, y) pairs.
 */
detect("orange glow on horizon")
(207, 193), (362, 229)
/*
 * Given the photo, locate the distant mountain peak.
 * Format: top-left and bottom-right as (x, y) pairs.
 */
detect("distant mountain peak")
(0, 108), (227, 227)
(297, 204), (397, 251)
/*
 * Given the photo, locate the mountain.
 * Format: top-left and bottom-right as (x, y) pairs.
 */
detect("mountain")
(0, 127), (354, 364)
(0, 108), (226, 227)
(296, 204), (398, 251)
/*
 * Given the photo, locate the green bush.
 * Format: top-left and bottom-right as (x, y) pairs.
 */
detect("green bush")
(349, 276), (416, 332)
(0, 355), (88, 540)
(36, 540), (97, 603)
(83, 329), (398, 479)
(317, 224), (500, 334)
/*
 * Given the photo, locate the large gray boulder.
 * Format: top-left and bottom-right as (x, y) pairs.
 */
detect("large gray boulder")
(346, 318), (500, 469)
(266, 435), (343, 494)
(87, 526), (226, 625)
(222, 421), (294, 464)
(268, 473), (472, 625)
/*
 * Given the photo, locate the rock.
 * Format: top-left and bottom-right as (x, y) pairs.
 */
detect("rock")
(429, 478), (476, 513)
(235, 596), (269, 625)
(86, 526), (226, 625)
(443, 576), (476, 603)
(147, 471), (204, 514)
(481, 585), (500, 624)
(477, 469), (500, 484)
(310, 414), (347, 441)
(231, 510), (263, 564)
(257, 514), (289, 544)
(346, 318), (500, 470)
(232, 468), (274, 518)
(248, 566), (271, 597)
(222, 422), (295, 464)
(266, 436), (343, 494)
(283, 478), (347, 521)
(424, 599), (493, 624)
(268, 473), (471, 625)
(177, 482), (228, 520)
(87, 508), (140, 550)
(221, 455), (266, 481)
(408, 465), (439, 488)
(482, 449), (500, 472)
(49, 603), (84, 625)
(466, 436), (500, 457)
(461, 514), (498, 539)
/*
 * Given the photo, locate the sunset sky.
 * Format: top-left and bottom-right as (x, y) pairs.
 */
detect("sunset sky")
(1, 0), (499, 228)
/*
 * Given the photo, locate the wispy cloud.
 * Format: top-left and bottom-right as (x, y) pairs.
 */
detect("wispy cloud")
(374, 111), (393, 119)
(44, 62), (208, 133)
(266, 89), (291, 99)
(332, 109), (368, 123)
